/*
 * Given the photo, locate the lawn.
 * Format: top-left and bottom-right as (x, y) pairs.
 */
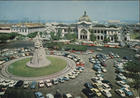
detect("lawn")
(8, 56), (67, 77)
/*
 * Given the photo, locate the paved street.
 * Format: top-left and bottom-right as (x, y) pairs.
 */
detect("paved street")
(3, 46), (137, 98)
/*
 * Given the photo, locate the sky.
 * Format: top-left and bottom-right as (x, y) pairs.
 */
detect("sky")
(0, 1), (139, 23)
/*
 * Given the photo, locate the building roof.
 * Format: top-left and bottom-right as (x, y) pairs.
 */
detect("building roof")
(78, 11), (91, 22)
(12, 23), (45, 28)
(0, 24), (12, 27)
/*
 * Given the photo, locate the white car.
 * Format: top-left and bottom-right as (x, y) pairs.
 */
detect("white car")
(39, 80), (45, 88)
(46, 93), (54, 98)
(69, 75), (76, 79)
(45, 80), (52, 87)
(52, 79), (58, 85)
(102, 68), (107, 72)
(121, 84), (130, 88)
(116, 81), (126, 86)
(74, 69), (80, 74)
(115, 89), (125, 97)
(23, 81), (29, 88)
(101, 89), (112, 98)
(64, 93), (73, 98)
(102, 84), (111, 91)
(46, 82), (52, 87)
(8, 80), (17, 88)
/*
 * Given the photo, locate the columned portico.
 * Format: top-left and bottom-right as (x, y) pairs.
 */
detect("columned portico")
(78, 28), (90, 40)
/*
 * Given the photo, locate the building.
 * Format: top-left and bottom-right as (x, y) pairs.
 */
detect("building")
(6, 11), (129, 42)
(53, 11), (123, 42)
(0, 24), (12, 33)
(11, 23), (45, 35)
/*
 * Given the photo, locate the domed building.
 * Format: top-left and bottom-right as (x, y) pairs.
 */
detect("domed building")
(10, 11), (126, 42)
(77, 11), (92, 40)
(78, 11), (91, 22)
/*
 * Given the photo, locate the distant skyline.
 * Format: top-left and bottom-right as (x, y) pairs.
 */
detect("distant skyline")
(0, 1), (139, 23)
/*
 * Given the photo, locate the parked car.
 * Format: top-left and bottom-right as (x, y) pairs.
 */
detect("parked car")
(84, 82), (94, 89)
(115, 89), (125, 97)
(8, 80), (17, 88)
(35, 92), (44, 98)
(102, 80), (110, 84)
(45, 79), (52, 87)
(101, 62), (107, 67)
(116, 75), (127, 80)
(63, 93), (73, 98)
(23, 81), (29, 88)
(58, 78), (64, 83)
(63, 76), (70, 81)
(46, 93), (54, 98)
(121, 88), (133, 96)
(90, 88), (102, 97)
(101, 68), (107, 72)
(39, 80), (45, 88)
(52, 79), (58, 85)
(14, 80), (24, 88)
(102, 83), (111, 91)
(101, 89), (112, 98)
(30, 81), (37, 89)
(116, 81), (126, 86)
(82, 88), (96, 97)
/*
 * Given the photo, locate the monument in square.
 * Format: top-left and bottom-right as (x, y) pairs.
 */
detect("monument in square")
(26, 32), (51, 68)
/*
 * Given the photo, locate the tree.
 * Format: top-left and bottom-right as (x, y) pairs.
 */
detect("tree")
(90, 33), (96, 42)
(124, 61), (140, 73)
(124, 61), (140, 97)
(65, 33), (77, 40)
(27, 32), (38, 38)
(50, 30), (61, 40)
(9, 32), (18, 39)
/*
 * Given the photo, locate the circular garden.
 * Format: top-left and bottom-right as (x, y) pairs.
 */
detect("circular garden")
(8, 56), (67, 77)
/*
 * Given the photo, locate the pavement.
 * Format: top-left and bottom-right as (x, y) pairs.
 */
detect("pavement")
(0, 55), (76, 81)
(2, 47), (138, 98)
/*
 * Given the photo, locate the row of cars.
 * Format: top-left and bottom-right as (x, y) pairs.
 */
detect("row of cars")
(114, 60), (133, 97)
(34, 91), (73, 98)
(0, 47), (33, 63)
(83, 75), (114, 98)
(0, 66), (84, 89)
(62, 52), (85, 67)
(89, 53), (108, 73)
(82, 54), (114, 98)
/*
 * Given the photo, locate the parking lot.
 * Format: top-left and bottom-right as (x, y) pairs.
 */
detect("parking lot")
(0, 44), (138, 98)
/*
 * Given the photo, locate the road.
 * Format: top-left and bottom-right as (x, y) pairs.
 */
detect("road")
(3, 47), (137, 98)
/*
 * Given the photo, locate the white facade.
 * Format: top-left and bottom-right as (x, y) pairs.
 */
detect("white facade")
(11, 24), (45, 35)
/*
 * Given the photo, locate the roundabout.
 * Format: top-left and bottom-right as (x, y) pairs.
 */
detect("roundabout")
(1, 55), (76, 81)
(8, 56), (67, 77)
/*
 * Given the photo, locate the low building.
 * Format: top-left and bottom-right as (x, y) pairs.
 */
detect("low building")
(11, 23), (45, 35)
(0, 24), (12, 33)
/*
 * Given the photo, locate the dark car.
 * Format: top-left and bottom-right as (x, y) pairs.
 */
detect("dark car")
(14, 80), (24, 87)
(102, 80), (113, 88)
(123, 56), (129, 60)
(101, 62), (107, 67)
(102, 80), (110, 84)
(82, 88), (96, 98)
(84, 82), (94, 89)
(34, 92), (44, 98)
(30, 81), (37, 89)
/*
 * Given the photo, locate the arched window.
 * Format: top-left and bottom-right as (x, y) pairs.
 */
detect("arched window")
(101, 36), (103, 40)
(80, 29), (87, 40)
(97, 36), (100, 40)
